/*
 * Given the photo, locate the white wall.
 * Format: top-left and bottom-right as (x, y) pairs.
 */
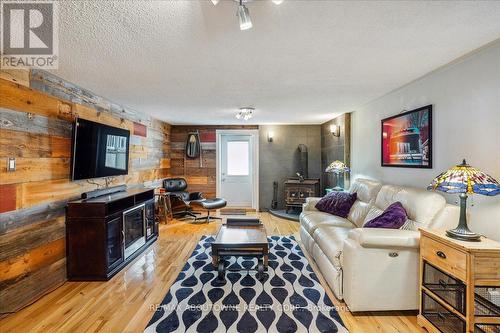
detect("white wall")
(351, 41), (500, 240)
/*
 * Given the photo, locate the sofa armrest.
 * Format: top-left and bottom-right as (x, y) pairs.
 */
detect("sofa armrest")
(347, 228), (420, 249)
(302, 197), (322, 212)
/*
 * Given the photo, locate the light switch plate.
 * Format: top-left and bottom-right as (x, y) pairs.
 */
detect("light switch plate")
(7, 157), (16, 171)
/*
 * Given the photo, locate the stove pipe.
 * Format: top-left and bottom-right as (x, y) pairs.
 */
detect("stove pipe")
(298, 144), (308, 179)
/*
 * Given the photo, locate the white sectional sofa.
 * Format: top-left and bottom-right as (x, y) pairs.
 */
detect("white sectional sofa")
(299, 178), (460, 312)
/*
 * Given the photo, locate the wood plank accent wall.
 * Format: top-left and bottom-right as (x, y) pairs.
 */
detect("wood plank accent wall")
(0, 69), (171, 314)
(169, 125), (257, 200)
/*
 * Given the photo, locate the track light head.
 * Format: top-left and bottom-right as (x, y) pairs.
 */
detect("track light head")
(237, 4), (253, 30)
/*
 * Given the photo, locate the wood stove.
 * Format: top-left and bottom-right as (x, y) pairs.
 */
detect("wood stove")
(284, 178), (320, 212)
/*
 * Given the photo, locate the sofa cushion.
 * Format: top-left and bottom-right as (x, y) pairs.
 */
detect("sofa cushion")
(363, 206), (383, 226)
(348, 178), (382, 204)
(312, 226), (352, 268)
(301, 211), (355, 235)
(364, 202), (407, 229)
(302, 197), (322, 212)
(375, 185), (446, 226)
(347, 200), (371, 227)
(315, 192), (357, 218)
(400, 218), (419, 231)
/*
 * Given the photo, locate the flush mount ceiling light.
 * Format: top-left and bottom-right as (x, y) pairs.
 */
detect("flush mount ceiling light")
(236, 107), (254, 121)
(210, 0), (284, 30)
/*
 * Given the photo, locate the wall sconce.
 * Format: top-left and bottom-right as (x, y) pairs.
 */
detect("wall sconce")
(267, 131), (274, 142)
(330, 124), (340, 137)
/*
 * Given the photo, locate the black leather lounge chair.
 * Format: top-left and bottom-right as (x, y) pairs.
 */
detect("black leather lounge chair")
(163, 178), (204, 219)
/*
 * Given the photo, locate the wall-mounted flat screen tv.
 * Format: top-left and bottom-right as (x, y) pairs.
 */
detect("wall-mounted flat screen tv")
(71, 118), (130, 180)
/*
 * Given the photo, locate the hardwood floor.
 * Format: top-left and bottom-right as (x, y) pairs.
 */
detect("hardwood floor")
(0, 213), (425, 333)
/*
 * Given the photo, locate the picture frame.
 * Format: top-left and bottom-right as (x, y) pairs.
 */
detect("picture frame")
(381, 105), (432, 168)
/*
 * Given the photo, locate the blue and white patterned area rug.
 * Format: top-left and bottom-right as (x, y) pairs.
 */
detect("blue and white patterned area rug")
(145, 235), (348, 333)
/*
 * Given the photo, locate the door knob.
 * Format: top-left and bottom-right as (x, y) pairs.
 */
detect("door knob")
(221, 178), (226, 182)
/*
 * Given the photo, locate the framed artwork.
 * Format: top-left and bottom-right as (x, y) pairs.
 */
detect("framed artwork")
(381, 105), (432, 168)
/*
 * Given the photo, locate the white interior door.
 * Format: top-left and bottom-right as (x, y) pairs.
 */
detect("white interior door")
(219, 134), (254, 207)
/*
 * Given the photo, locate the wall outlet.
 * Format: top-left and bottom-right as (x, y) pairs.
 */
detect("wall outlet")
(7, 157), (16, 171)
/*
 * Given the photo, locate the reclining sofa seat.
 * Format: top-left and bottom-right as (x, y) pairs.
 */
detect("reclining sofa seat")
(299, 179), (382, 301)
(299, 178), (459, 312)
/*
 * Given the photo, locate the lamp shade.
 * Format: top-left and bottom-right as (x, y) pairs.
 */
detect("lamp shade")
(428, 159), (500, 196)
(325, 160), (349, 174)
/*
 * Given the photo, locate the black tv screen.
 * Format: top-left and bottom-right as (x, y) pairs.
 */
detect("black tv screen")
(71, 118), (130, 180)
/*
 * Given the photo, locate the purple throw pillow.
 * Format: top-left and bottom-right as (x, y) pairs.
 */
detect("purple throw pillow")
(315, 192), (357, 218)
(364, 202), (408, 229)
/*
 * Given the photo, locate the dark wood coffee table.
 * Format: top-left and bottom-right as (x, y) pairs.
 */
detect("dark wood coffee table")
(211, 224), (269, 280)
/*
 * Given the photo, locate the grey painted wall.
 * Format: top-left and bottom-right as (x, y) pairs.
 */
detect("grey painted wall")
(321, 113), (351, 192)
(259, 125), (321, 211)
(351, 41), (500, 240)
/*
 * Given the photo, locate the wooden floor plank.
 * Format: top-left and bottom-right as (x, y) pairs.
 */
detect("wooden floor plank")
(0, 213), (425, 333)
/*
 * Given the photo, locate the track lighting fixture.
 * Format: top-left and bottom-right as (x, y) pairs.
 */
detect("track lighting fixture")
(209, 0), (284, 30)
(237, 0), (252, 31)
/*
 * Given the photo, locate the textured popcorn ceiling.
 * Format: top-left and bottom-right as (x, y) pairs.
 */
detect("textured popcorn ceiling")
(52, 0), (500, 125)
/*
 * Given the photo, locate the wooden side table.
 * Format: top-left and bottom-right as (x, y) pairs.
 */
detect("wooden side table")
(418, 228), (500, 333)
(155, 191), (173, 224)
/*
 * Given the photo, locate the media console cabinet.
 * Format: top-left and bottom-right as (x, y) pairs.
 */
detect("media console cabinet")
(66, 187), (158, 281)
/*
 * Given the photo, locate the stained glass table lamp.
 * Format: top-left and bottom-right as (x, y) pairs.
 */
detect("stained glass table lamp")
(428, 159), (500, 241)
(325, 160), (350, 191)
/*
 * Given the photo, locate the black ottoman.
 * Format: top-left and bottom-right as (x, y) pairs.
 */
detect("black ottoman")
(191, 198), (227, 223)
